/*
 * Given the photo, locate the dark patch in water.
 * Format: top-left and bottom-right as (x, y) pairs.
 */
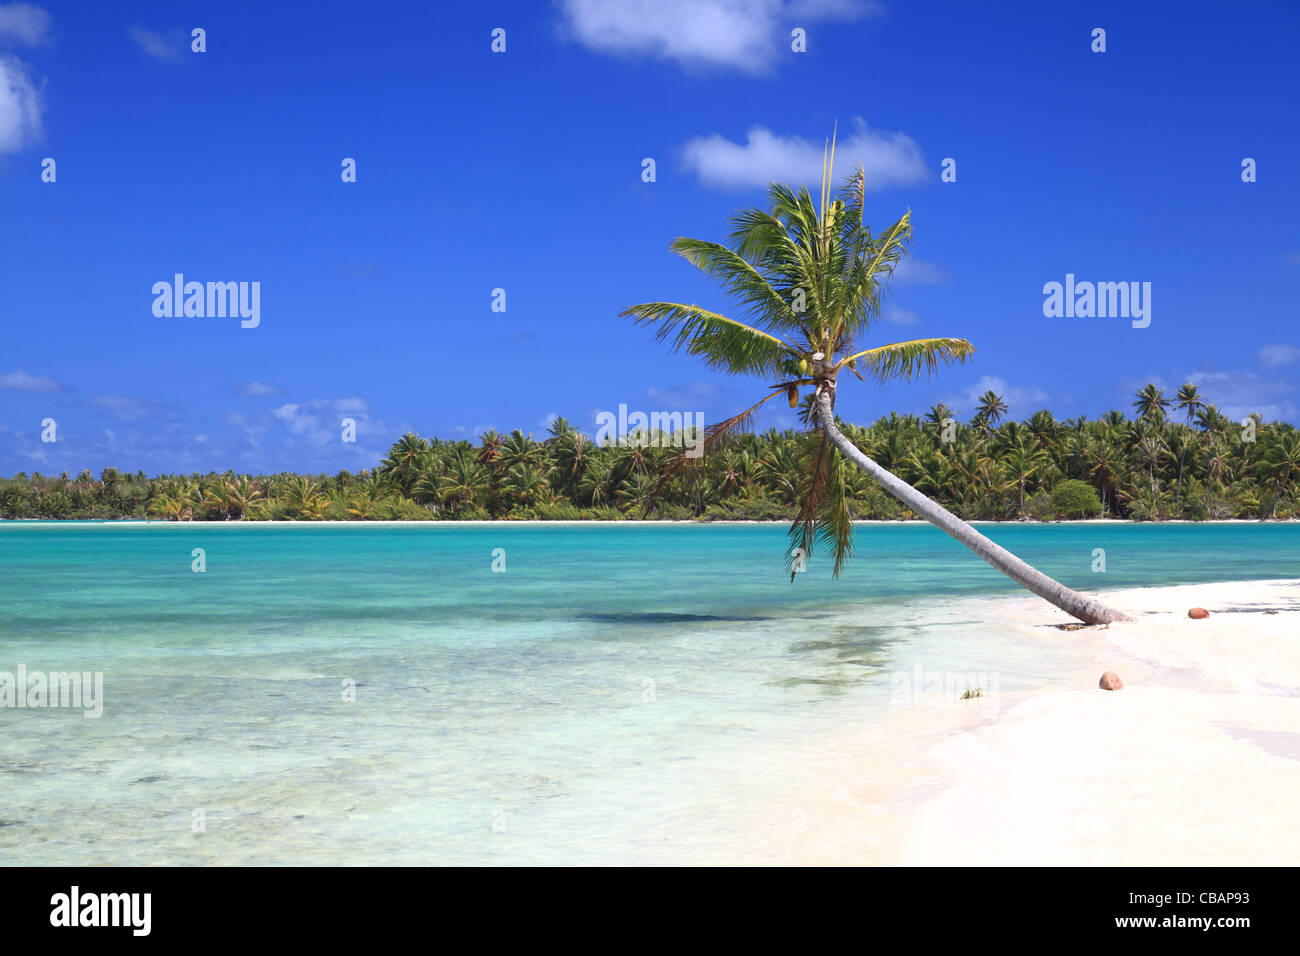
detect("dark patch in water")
(0, 820), (24, 827)
(790, 625), (902, 665)
(770, 675), (858, 689)
(577, 611), (762, 625)
(132, 775), (165, 784)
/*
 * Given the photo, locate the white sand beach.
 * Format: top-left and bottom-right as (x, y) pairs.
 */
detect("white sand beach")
(742, 578), (1300, 866)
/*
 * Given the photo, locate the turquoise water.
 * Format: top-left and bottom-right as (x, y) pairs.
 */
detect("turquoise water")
(2, 521), (1297, 864)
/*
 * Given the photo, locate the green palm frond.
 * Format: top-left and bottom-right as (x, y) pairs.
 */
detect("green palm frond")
(644, 389), (786, 512)
(620, 302), (794, 376)
(788, 432), (830, 578)
(815, 447), (854, 577)
(834, 210), (910, 339)
(787, 433), (854, 578)
(860, 212), (911, 284)
(841, 337), (975, 384)
(669, 238), (804, 336)
(622, 137), (979, 575)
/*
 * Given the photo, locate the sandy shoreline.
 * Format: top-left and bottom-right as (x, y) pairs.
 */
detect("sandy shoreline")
(744, 578), (1300, 866)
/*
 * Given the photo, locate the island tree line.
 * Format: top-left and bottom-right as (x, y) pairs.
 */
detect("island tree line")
(3, 385), (1298, 523)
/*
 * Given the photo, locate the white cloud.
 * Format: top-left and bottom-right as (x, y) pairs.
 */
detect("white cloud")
(90, 395), (175, 422)
(334, 396), (369, 415)
(558, 0), (881, 73)
(129, 25), (185, 62)
(891, 258), (949, 285)
(0, 368), (65, 391)
(272, 397), (373, 445)
(1183, 370), (1297, 424)
(0, 3), (50, 45)
(1258, 344), (1300, 369)
(231, 380), (284, 397)
(449, 423), (493, 437)
(682, 119), (926, 191)
(883, 306), (921, 325)
(0, 54), (42, 153)
(951, 375), (1049, 418)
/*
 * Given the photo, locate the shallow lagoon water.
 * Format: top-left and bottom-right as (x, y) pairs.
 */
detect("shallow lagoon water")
(2, 521), (1297, 864)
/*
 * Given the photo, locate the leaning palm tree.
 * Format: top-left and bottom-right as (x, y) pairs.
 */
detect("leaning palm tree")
(621, 135), (1129, 624)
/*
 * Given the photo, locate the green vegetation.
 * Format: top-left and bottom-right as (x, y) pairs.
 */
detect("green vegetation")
(621, 159), (972, 574)
(619, 142), (1132, 624)
(1, 386), (1293, 522)
(1051, 479), (1103, 519)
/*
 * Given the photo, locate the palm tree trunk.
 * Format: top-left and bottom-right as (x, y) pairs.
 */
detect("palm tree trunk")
(815, 388), (1130, 625)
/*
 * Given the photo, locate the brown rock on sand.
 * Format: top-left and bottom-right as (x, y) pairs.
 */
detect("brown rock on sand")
(1099, 671), (1124, 691)
(1188, 607), (1210, 619)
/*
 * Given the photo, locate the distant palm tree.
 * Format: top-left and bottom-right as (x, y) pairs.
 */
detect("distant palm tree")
(975, 390), (1008, 429)
(1000, 442), (1050, 517)
(1256, 432), (1300, 518)
(285, 476), (329, 520)
(622, 136), (1129, 624)
(498, 430), (542, 472)
(1084, 436), (1122, 515)
(1027, 410), (1059, 450)
(545, 417), (576, 441)
(924, 402), (954, 428)
(148, 495), (191, 522)
(437, 447), (490, 513)
(1203, 438), (1233, 491)
(713, 448), (753, 499)
(1195, 404), (1231, 435)
(382, 433), (429, 496)
(756, 441), (801, 506)
(477, 429), (504, 466)
(1171, 382), (1207, 505)
(504, 462), (553, 511)
(1175, 383), (1206, 425)
(1135, 433), (1167, 494)
(345, 487), (387, 519)
(578, 459), (613, 508)
(1132, 384), (1170, 422)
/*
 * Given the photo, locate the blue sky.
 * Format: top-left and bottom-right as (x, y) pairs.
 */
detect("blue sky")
(2, 0), (1298, 476)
